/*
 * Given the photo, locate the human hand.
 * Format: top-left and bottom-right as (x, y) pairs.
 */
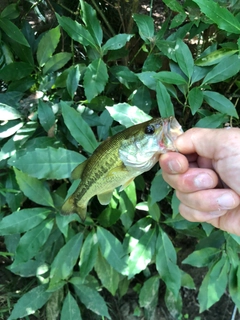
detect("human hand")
(159, 127), (240, 235)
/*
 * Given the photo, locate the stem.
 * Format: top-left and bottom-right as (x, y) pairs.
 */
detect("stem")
(90, 0), (116, 36)
(149, 0), (154, 17)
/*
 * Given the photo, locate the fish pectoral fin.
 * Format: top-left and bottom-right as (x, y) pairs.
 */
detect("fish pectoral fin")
(71, 160), (88, 180)
(97, 191), (114, 205)
(119, 177), (134, 192)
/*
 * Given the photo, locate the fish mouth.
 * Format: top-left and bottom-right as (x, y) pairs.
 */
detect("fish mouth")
(161, 117), (183, 151)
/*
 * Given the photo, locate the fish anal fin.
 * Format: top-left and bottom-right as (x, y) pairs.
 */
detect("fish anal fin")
(97, 191), (114, 205)
(61, 196), (87, 221)
(119, 177), (134, 192)
(71, 160), (88, 180)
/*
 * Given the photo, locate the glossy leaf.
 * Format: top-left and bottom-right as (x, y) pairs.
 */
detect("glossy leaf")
(74, 284), (110, 319)
(195, 48), (238, 66)
(60, 292), (82, 320)
(156, 81), (174, 117)
(61, 101), (98, 153)
(183, 247), (221, 267)
(0, 62), (33, 81)
(14, 168), (54, 207)
(0, 3), (19, 19)
(56, 214), (81, 238)
(5, 170), (24, 211)
(198, 257), (229, 312)
(106, 103), (151, 127)
(0, 103), (21, 120)
(139, 276), (160, 309)
(202, 54), (240, 84)
(79, 231), (98, 280)
(83, 58), (108, 102)
(137, 71), (157, 90)
(195, 113), (228, 128)
(8, 260), (49, 278)
(203, 91), (238, 118)
(150, 172), (171, 205)
(37, 26), (61, 67)
(193, 0), (240, 34)
(128, 228), (157, 278)
(38, 101), (55, 132)
(10, 147), (86, 180)
(133, 14), (154, 42)
(8, 285), (51, 320)
(174, 38), (194, 79)
(66, 65), (80, 99)
(156, 229), (181, 298)
(43, 52), (72, 75)
(188, 87), (203, 115)
(162, 0), (185, 13)
(0, 208), (50, 235)
(229, 265), (240, 309)
(80, 0), (102, 46)
(0, 18), (29, 46)
(50, 232), (83, 284)
(95, 250), (120, 295)
(15, 219), (54, 262)
(102, 34), (134, 53)
(154, 71), (187, 85)
(56, 13), (97, 48)
(97, 226), (128, 275)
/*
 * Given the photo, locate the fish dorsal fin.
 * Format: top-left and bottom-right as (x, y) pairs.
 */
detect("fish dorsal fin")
(71, 160), (88, 180)
(97, 191), (114, 205)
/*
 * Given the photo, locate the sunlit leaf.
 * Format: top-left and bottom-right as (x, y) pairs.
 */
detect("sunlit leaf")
(102, 34), (134, 53)
(79, 231), (98, 280)
(0, 103), (21, 120)
(183, 247), (221, 267)
(139, 276), (160, 309)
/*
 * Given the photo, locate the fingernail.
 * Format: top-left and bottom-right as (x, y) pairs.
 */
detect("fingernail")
(193, 173), (213, 189)
(168, 160), (182, 173)
(217, 193), (236, 210)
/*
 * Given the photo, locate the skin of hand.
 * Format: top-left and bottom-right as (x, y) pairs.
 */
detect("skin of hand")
(159, 127), (240, 236)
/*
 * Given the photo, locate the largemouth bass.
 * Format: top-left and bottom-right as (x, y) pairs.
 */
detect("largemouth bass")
(62, 117), (183, 220)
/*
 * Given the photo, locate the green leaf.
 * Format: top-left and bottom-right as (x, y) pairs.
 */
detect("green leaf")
(9, 147), (86, 180)
(56, 214), (81, 238)
(195, 113), (228, 128)
(61, 101), (98, 153)
(150, 172), (171, 205)
(38, 101), (55, 132)
(50, 232), (83, 284)
(162, 0), (185, 13)
(8, 260), (48, 278)
(198, 256), (230, 312)
(131, 86), (152, 113)
(0, 3), (19, 19)
(102, 34), (133, 53)
(0, 120), (23, 138)
(183, 247), (221, 267)
(154, 71), (187, 85)
(0, 208), (50, 235)
(142, 54), (162, 72)
(8, 285), (51, 320)
(128, 228), (157, 278)
(97, 226), (128, 275)
(202, 54), (240, 84)
(0, 103), (21, 120)
(60, 292), (82, 320)
(174, 38), (194, 79)
(14, 168), (54, 207)
(5, 170), (24, 211)
(170, 12), (187, 29)
(106, 103), (151, 127)
(80, 0), (102, 47)
(74, 284), (110, 319)
(0, 62), (33, 81)
(156, 82), (174, 117)
(188, 87), (203, 115)
(203, 91), (238, 118)
(195, 48), (238, 66)
(137, 71), (157, 90)
(133, 14), (154, 42)
(66, 65), (81, 99)
(156, 229), (181, 298)
(229, 265), (240, 309)
(139, 276), (160, 309)
(83, 58), (108, 102)
(43, 52), (72, 75)
(0, 18), (29, 46)
(37, 26), (61, 66)
(15, 219), (54, 262)
(79, 231), (98, 280)
(193, 0), (240, 34)
(95, 250), (120, 295)
(56, 14), (97, 49)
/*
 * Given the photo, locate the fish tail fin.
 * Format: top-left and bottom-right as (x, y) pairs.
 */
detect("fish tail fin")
(61, 196), (87, 221)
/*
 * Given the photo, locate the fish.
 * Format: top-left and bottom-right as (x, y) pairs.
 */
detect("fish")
(61, 116), (183, 220)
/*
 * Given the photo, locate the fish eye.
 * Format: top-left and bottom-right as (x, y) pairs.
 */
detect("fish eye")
(145, 124), (155, 135)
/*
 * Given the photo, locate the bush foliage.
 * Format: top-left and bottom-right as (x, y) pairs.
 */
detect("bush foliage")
(0, 0), (240, 319)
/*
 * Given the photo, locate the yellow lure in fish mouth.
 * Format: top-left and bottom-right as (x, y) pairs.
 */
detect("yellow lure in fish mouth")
(61, 116), (183, 221)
